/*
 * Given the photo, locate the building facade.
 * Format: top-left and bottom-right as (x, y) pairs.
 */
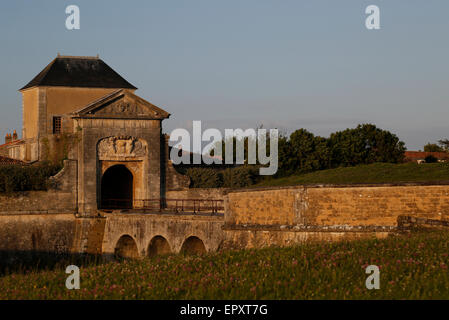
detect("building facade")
(2, 55), (189, 215)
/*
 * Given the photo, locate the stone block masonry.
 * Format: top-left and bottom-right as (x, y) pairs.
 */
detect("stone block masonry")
(0, 213), (76, 254)
(222, 183), (449, 249)
(225, 184), (449, 228)
(1, 178), (449, 256)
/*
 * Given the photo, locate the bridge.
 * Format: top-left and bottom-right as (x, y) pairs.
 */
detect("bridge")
(99, 211), (224, 259)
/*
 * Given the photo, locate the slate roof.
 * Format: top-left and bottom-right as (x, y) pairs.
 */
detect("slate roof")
(20, 55), (137, 91)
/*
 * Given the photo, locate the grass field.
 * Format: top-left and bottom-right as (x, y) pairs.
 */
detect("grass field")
(0, 231), (448, 299)
(257, 162), (449, 187)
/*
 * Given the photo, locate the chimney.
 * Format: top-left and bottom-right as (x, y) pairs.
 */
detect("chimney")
(5, 133), (11, 144)
(12, 130), (17, 141)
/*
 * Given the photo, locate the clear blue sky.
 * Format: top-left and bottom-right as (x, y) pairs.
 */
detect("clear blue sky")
(0, 0), (448, 150)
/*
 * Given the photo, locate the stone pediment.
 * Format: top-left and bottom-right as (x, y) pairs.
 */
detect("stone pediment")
(95, 100), (149, 116)
(72, 89), (170, 119)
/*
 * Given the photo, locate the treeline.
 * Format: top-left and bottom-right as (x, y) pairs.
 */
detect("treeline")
(185, 166), (261, 188)
(277, 123), (405, 176)
(181, 124), (406, 187)
(0, 162), (62, 193)
(424, 139), (449, 152)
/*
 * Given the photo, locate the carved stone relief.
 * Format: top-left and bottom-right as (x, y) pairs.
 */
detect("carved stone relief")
(98, 136), (147, 159)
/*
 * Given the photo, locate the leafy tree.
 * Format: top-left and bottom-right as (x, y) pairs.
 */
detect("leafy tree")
(424, 143), (444, 152)
(208, 125), (271, 167)
(185, 168), (222, 188)
(328, 124), (405, 167)
(276, 129), (331, 176)
(438, 139), (449, 152)
(187, 123), (407, 183)
(222, 166), (260, 188)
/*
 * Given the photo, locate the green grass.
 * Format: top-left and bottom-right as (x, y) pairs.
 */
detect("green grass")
(257, 162), (449, 187)
(1, 231), (449, 299)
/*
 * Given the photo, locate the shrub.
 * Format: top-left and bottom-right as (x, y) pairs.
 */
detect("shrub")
(185, 168), (223, 188)
(184, 166), (261, 188)
(222, 166), (260, 188)
(424, 143), (444, 152)
(424, 155), (438, 163)
(0, 162), (62, 193)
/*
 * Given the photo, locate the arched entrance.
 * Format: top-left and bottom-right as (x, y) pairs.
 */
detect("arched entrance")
(180, 236), (206, 255)
(147, 236), (171, 257)
(101, 164), (133, 209)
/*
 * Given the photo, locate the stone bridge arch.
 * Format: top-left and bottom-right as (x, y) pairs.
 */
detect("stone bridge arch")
(101, 214), (224, 258)
(180, 236), (207, 255)
(114, 234), (139, 259)
(147, 235), (172, 257)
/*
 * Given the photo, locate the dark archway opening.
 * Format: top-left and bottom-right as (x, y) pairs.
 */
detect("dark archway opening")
(101, 165), (133, 209)
(148, 236), (171, 257)
(180, 236), (206, 255)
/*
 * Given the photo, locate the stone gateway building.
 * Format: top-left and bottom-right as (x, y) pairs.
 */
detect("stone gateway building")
(4, 55), (189, 215)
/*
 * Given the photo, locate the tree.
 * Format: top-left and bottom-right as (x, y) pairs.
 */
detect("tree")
(424, 143), (444, 152)
(328, 124), (405, 167)
(278, 129), (330, 176)
(438, 139), (449, 152)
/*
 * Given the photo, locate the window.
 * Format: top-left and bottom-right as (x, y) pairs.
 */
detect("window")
(53, 116), (62, 134)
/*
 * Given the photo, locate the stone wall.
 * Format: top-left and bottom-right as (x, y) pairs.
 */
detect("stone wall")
(398, 215), (449, 230)
(306, 185), (449, 226)
(0, 213), (76, 253)
(72, 217), (107, 255)
(223, 183), (449, 248)
(225, 188), (299, 226)
(0, 159), (77, 214)
(221, 230), (391, 250)
(225, 184), (449, 228)
(3, 180), (449, 258)
(101, 213), (224, 258)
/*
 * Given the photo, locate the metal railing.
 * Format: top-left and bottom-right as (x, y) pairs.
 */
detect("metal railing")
(165, 199), (224, 214)
(101, 198), (224, 214)
(101, 198), (133, 209)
